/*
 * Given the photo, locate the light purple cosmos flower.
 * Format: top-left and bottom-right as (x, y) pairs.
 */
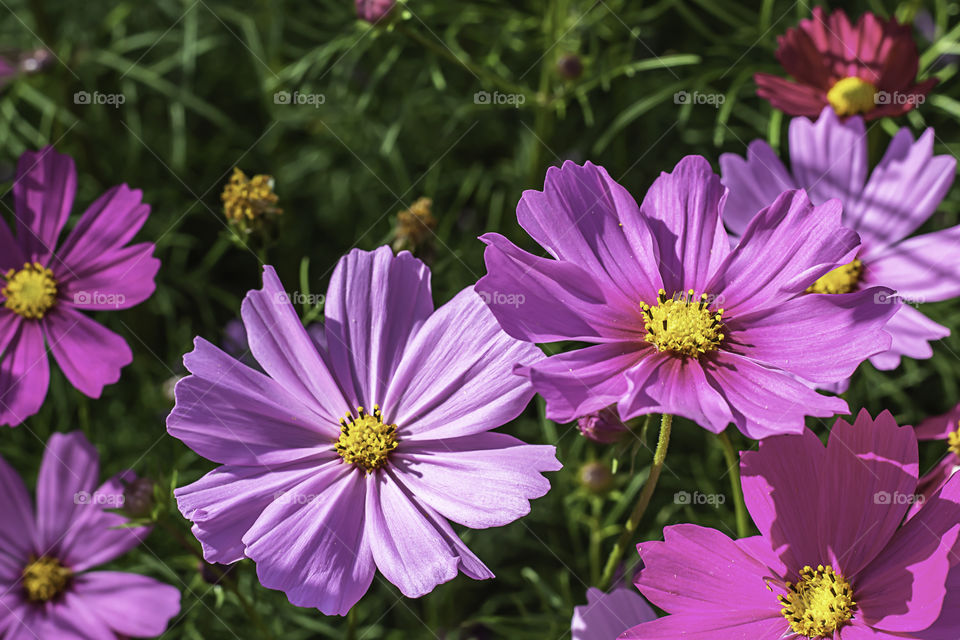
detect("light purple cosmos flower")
(169, 247), (560, 615)
(720, 106), (958, 372)
(0, 431), (180, 638)
(477, 156), (898, 439)
(572, 587), (655, 640)
(622, 410), (960, 639)
(0, 146), (160, 426)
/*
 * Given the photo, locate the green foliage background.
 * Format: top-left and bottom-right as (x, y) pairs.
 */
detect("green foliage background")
(0, 0), (958, 637)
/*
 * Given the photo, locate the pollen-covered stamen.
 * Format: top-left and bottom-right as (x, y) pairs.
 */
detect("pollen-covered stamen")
(806, 259), (863, 295)
(335, 405), (398, 472)
(21, 555), (72, 602)
(778, 564), (856, 637)
(640, 289), (724, 357)
(948, 421), (960, 457)
(3, 262), (58, 319)
(827, 76), (878, 117)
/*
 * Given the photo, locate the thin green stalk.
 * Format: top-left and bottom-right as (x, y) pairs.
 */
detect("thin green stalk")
(598, 413), (673, 589)
(717, 430), (749, 538)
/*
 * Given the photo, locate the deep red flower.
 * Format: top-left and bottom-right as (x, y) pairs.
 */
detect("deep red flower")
(755, 8), (936, 120)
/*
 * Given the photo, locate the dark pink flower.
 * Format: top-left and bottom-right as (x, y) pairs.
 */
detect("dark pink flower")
(0, 431), (180, 637)
(755, 8), (935, 119)
(0, 146), (159, 426)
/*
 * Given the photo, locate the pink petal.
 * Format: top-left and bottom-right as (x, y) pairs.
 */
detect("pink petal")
(13, 146), (76, 263)
(788, 107), (868, 208)
(718, 140), (795, 237)
(43, 306), (132, 398)
(73, 571), (180, 637)
(0, 320), (49, 427)
(35, 432), (99, 553)
(572, 587), (656, 640)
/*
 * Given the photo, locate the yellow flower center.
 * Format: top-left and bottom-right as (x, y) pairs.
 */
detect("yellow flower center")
(3, 262), (58, 319)
(221, 167), (281, 223)
(806, 259), (863, 295)
(948, 422), (960, 457)
(335, 405), (398, 472)
(779, 564), (856, 637)
(640, 289), (724, 357)
(21, 556), (72, 602)
(827, 77), (877, 117)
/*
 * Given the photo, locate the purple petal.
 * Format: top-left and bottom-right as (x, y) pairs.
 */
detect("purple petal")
(168, 337), (336, 466)
(0, 320), (49, 427)
(43, 307), (132, 398)
(638, 155), (730, 294)
(13, 146), (75, 263)
(35, 432), (99, 552)
(244, 463), (375, 615)
(618, 353), (733, 432)
(515, 160), (663, 303)
(175, 458), (329, 564)
(391, 432), (559, 528)
(634, 524), (779, 616)
(728, 288), (897, 383)
(913, 564), (960, 639)
(54, 184), (150, 270)
(915, 404), (960, 441)
(709, 190), (858, 316)
(704, 351), (848, 439)
(855, 472), (960, 633)
(788, 107), (868, 209)
(819, 410), (918, 578)
(243, 265), (351, 424)
(477, 232), (644, 343)
(60, 243), (159, 310)
(0, 454), (35, 579)
(365, 471), (472, 598)
(852, 128), (956, 253)
(385, 288), (542, 440)
(867, 304), (949, 370)
(0, 221), (24, 272)
(73, 571), (180, 637)
(521, 342), (645, 423)
(740, 428), (825, 570)
(571, 587), (656, 640)
(866, 225), (960, 302)
(34, 593), (116, 639)
(719, 140), (796, 237)
(324, 247), (433, 409)
(618, 612), (787, 639)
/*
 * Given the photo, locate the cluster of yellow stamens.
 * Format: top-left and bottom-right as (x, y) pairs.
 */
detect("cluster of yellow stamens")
(335, 405), (398, 472)
(3, 262), (58, 319)
(640, 289), (724, 357)
(806, 259), (863, 295)
(21, 556), (72, 602)
(392, 197), (437, 252)
(948, 421), (960, 457)
(221, 167), (282, 223)
(827, 77), (878, 117)
(778, 564), (856, 637)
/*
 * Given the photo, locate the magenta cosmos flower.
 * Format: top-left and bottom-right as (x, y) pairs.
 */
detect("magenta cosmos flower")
(572, 587), (655, 640)
(721, 107), (958, 371)
(913, 403), (960, 503)
(476, 156), (898, 439)
(755, 7), (936, 119)
(0, 146), (160, 426)
(169, 247), (560, 615)
(0, 431), (180, 638)
(622, 410), (960, 639)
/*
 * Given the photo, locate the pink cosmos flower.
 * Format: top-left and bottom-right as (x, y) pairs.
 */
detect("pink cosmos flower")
(572, 587), (655, 640)
(914, 404), (960, 503)
(0, 146), (160, 426)
(755, 7), (936, 119)
(477, 156), (898, 439)
(721, 107), (958, 372)
(169, 247), (560, 615)
(0, 431), (180, 638)
(622, 410), (960, 639)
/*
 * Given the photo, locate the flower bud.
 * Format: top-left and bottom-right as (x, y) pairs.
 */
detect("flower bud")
(577, 407), (628, 443)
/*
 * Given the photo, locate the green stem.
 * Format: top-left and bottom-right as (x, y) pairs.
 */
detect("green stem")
(717, 430), (749, 538)
(598, 413), (673, 589)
